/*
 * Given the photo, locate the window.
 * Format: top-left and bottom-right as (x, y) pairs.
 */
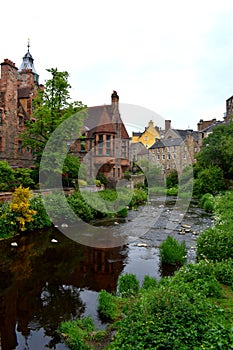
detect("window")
(98, 134), (103, 156)
(184, 153), (186, 159)
(18, 116), (23, 127)
(80, 140), (86, 152)
(0, 137), (3, 152)
(122, 139), (127, 158)
(162, 154), (165, 160)
(144, 136), (148, 141)
(18, 140), (23, 154)
(157, 154), (160, 160)
(106, 135), (111, 156)
(167, 154), (171, 160)
(0, 110), (2, 126)
(194, 147), (197, 153)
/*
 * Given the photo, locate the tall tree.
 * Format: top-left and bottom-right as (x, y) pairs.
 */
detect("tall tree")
(195, 122), (233, 180)
(23, 68), (87, 183)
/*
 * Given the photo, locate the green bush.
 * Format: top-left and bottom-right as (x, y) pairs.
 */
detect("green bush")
(142, 275), (158, 290)
(166, 186), (178, 196)
(166, 170), (178, 188)
(0, 202), (15, 238)
(13, 168), (35, 189)
(0, 161), (15, 191)
(58, 317), (94, 350)
(197, 226), (233, 262)
(214, 259), (233, 288)
(159, 236), (187, 266)
(117, 207), (128, 218)
(117, 273), (139, 297)
(199, 193), (215, 212)
(27, 195), (52, 230)
(171, 261), (223, 298)
(98, 290), (121, 321)
(110, 284), (233, 350)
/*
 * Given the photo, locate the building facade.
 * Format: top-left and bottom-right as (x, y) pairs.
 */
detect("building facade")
(0, 44), (40, 167)
(131, 120), (161, 149)
(74, 91), (130, 180)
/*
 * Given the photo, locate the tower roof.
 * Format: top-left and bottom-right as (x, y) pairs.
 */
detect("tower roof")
(19, 41), (37, 74)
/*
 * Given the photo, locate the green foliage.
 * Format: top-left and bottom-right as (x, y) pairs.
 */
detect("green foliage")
(197, 191), (233, 262)
(58, 317), (94, 350)
(117, 273), (139, 297)
(171, 261), (223, 298)
(214, 259), (233, 288)
(129, 189), (147, 209)
(67, 192), (94, 222)
(0, 202), (15, 238)
(117, 207), (128, 218)
(166, 170), (178, 188)
(197, 226), (233, 262)
(159, 236), (187, 266)
(109, 274), (233, 350)
(199, 193), (215, 212)
(0, 161), (15, 191)
(98, 290), (121, 321)
(166, 186), (178, 196)
(195, 122), (233, 180)
(96, 173), (107, 187)
(78, 179), (87, 186)
(27, 195), (52, 229)
(13, 168), (35, 189)
(22, 68), (86, 182)
(194, 165), (225, 196)
(142, 275), (158, 290)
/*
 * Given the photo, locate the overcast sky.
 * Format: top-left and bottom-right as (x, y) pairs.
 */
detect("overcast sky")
(1, 0), (233, 132)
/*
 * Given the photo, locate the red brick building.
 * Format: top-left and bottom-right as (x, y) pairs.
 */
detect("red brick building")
(0, 44), (40, 167)
(74, 91), (130, 180)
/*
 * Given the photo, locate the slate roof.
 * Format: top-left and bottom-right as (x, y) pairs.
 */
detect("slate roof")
(150, 138), (184, 149)
(84, 105), (129, 139)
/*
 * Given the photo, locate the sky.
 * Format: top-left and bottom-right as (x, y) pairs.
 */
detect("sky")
(1, 0), (233, 133)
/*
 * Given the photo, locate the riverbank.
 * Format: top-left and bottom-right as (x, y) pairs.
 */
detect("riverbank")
(58, 191), (233, 349)
(0, 195), (214, 349)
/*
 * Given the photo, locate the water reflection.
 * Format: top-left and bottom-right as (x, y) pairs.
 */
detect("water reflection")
(0, 229), (127, 350)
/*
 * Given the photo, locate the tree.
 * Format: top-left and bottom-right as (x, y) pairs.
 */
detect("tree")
(22, 68), (87, 182)
(194, 165), (225, 196)
(195, 122), (233, 180)
(166, 170), (178, 189)
(0, 161), (15, 191)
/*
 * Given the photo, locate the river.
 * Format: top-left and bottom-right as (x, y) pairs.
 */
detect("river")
(0, 196), (213, 350)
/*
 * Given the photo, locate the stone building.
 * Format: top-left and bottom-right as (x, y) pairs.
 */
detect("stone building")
(226, 95), (233, 120)
(74, 91), (130, 180)
(149, 128), (200, 175)
(131, 119), (161, 149)
(0, 44), (40, 167)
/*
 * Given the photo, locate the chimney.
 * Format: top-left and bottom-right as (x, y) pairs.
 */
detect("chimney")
(165, 120), (171, 131)
(111, 90), (119, 105)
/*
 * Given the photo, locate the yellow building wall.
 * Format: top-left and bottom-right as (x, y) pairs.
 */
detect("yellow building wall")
(132, 121), (161, 148)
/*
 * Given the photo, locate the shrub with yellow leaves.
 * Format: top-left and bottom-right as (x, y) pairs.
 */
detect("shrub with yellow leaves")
(10, 185), (37, 231)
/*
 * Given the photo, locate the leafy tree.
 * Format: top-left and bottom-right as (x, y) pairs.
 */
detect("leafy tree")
(166, 169), (178, 188)
(0, 161), (15, 191)
(196, 122), (233, 180)
(194, 165), (225, 196)
(13, 168), (35, 189)
(22, 68), (87, 182)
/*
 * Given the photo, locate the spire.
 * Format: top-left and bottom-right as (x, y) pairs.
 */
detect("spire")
(19, 40), (39, 83)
